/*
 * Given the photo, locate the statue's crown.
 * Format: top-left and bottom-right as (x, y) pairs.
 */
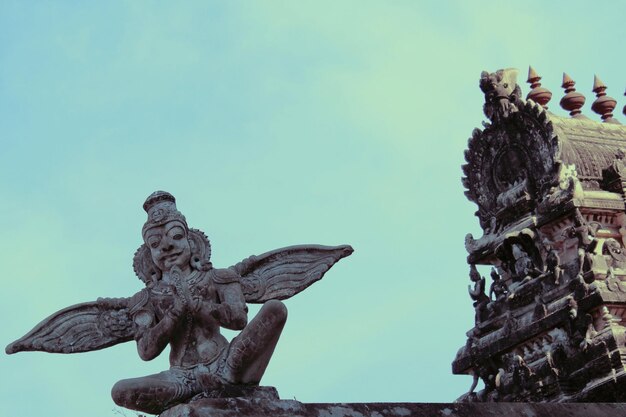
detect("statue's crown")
(142, 191), (187, 236)
(143, 190), (176, 213)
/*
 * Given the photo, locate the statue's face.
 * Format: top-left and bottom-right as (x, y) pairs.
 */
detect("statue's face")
(143, 220), (191, 273)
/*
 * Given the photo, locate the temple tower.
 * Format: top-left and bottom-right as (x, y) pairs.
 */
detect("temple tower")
(454, 68), (626, 402)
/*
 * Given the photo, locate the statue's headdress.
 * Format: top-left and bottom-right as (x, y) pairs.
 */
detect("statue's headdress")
(141, 191), (188, 236)
(134, 191), (211, 284)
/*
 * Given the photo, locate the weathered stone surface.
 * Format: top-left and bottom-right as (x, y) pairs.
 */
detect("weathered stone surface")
(455, 69), (626, 402)
(6, 191), (353, 415)
(162, 399), (626, 417)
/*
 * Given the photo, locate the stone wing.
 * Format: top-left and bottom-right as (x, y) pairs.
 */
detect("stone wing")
(6, 297), (134, 354)
(232, 244), (353, 303)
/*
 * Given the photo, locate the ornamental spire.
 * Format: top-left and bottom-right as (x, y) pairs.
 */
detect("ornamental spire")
(591, 75), (620, 124)
(559, 73), (586, 118)
(526, 66), (552, 109)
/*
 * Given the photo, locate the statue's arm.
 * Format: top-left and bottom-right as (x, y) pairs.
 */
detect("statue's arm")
(213, 269), (248, 331)
(134, 295), (185, 361)
(135, 315), (175, 361)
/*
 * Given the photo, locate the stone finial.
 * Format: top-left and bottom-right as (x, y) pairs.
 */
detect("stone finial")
(560, 73), (586, 117)
(591, 75), (619, 124)
(526, 66), (552, 109)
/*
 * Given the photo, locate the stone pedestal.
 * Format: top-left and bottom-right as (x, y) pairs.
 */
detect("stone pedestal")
(161, 400), (626, 417)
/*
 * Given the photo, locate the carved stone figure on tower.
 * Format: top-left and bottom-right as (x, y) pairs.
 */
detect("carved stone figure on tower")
(496, 230), (543, 283)
(565, 209), (601, 278)
(603, 238), (626, 271)
(479, 68), (523, 123)
(468, 264), (489, 324)
(6, 191), (353, 415)
(488, 268), (508, 303)
(544, 241), (563, 285)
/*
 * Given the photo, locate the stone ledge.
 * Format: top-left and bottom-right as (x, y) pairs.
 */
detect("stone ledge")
(160, 399), (626, 417)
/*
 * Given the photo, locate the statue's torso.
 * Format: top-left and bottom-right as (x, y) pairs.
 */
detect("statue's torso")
(147, 270), (229, 368)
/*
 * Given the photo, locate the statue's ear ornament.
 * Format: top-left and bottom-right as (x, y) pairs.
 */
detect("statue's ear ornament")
(188, 228), (212, 271)
(133, 245), (162, 285)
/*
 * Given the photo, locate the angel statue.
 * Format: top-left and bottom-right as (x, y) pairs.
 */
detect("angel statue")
(6, 191), (353, 415)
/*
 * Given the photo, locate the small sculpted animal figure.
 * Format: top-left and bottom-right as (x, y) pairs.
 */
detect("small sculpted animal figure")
(6, 191), (353, 414)
(479, 68), (523, 123)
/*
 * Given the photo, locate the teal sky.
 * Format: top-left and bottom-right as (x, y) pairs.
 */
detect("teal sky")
(1, 2), (624, 416)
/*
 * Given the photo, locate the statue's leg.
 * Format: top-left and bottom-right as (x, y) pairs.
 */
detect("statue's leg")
(111, 368), (200, 414)
(223, 299), (287, 384)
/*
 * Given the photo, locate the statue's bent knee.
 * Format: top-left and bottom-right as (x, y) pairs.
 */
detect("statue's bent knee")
(260, 299), (288, 325)
(111, 379), (133, 409)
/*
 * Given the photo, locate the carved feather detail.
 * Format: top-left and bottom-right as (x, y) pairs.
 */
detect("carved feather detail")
(6, 298), (134, 354)
(232, 244), (353, 303)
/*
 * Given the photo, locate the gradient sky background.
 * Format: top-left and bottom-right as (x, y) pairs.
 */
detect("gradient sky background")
(1, 1), (624, 416)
